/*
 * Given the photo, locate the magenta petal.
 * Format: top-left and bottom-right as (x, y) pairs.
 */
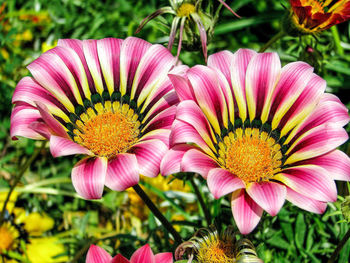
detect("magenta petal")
(181, 149), (219, 179)
(286, 187), (327, 214)
(111, 254), (130, 263)
(71, 157), (108, 199)
(168, 65), (194, 101)
(86, 245), (112, 263)
(160, 144), (193, 176)
(207, 50), (235, 86)
(130, 140), (168, 178)
(275, 165), (337, 202)
(130, 244), (155, 263)
(207, 168), (245, 199)
(231, 189), (263, 235)
(246, 182), (286, 216)
(155, 253), (173, 263)
(50, 135), (91, 157)
(105, 153), (139, 191)
(142, 106), (177, 133)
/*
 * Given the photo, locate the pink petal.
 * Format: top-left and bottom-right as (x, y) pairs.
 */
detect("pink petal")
(181, 149), (219, 179)
(187, 65), (228, 134)
(286, 187), (327, 214)
(130, 244), (155, 263)
(119, 37), (152, 95)
(29, 121), (51, 139)
(160, 144), (193, 176)
(208, 50), (235, 86)
(274, 165), (337, 202)
(245, 52), (281, 122)
(231, 189), (263, 235)
(111, 254), (130, 263)
(130, 139), (168, 178)
(142, 106), (177, 133)
(71, 157), (108, 199)
(296, 150), (350, 181)
(285, 124), (348, 164)
(246, 181), (286, 216)
(207, 168), (245, 199)
(105, 153), (139, 191)
(168, 65), (195, 101)
(227, 49), (256, 121)
(86, 245), (112, 263)
(50, 135), (92, 157)
(139, 129), (171, 147)
(269, 62), (314, 129)
(170, 120), (214, 156)
(155, 253), (173, 263)
(35, 101), (69, 138)
(10, 104), (46, 140)
(97, 38), (123, 95)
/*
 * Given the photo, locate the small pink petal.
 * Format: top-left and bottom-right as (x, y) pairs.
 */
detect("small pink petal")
(71, 157), (108, 199)
(130, 139), (168, 178)
(207, 168), (245, 199)
(168, 65), (195, 101)
(160, 144), (193, 176)
(275, 165), (337, 202)
(111, 254), (130, 263)
(50, 135), (92, 157)
(155, 253), (173, 263)
(86, 245), (112, 263)
(181, 149), (219, 179)
(231, 189), (263, 235)
(105, 153), (139, 191)
(130, 244), (155, 263)
(286, 187), (327, 214)
(246, 181), (286, 216)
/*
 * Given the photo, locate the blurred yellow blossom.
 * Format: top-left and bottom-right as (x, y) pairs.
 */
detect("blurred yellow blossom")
(27, 237), (68, 263)
(41, 41), (57, 53)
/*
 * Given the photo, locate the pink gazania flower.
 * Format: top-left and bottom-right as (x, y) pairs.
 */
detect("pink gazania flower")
(11, 37), (178, 199)
(86, 244), (173, 263)
(161, 49), (350, 234)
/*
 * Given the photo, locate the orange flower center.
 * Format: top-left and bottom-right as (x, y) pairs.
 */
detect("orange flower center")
(197, 239), (235, 263)
(177, 3), (196, 17)
(219, 128), (282, 183)
(73, 102), (140, 158)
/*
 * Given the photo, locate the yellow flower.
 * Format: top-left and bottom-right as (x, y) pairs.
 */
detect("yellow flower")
(26, 237), (68, 263)
(0, 222), (19, 254)
(23, 212), (54, 236)
(0, 191), (19, 214)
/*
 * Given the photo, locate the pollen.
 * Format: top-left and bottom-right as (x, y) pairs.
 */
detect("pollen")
(177, 3), (196, 17)
(220, 128), (282, 183)
(73, 102), (140, 158)
(197, 239), (235, 263)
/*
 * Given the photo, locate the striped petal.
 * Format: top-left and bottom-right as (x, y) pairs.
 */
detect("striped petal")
(130, 244), (155, 263)
(142, 106), (177, 133)
(160, 144), (193, 176)
(207, 168), (245, 199)
(111, 254), (130, 263)
(155, 253), (173, 263)
(285, 124), (348, 165)
(191, 12), (207, 62)
(105, 153), (139, 191)
(286, 187), (327, 214)
(139, 129), (171, 147)
(130, 139), (168, 178)
(269, 62), (314, 130)
(245, 52), (281, 122)
(246, 181), (286, 216)
(168, 65), (194, 101)
(10, 104), (46, 140)
(181, 149), (219, 179)
(296, 150), (350, 181)
(71, 157), (108, 199)
(231, 189), (263, 235)
(187, 65), (228, 134)
(274, 165), (337, 202)
(50, 135), (92, 157)
(86, 245), (112, 263)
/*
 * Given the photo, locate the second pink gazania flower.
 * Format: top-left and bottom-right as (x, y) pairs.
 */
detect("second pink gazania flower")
(161, 49), (350, 234)
(11, 37), (178, 199)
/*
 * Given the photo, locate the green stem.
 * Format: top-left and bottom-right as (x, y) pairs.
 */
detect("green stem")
(331, 26), (344, 56)
(190, 178), (211, 226)
(259, 31), (285, 52)
(0, 141), (46, 225)
(328, 228), (350, 263)
(132, 184), (182, 244)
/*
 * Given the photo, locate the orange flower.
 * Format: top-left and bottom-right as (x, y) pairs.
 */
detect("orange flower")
(289, 0), (350, 34)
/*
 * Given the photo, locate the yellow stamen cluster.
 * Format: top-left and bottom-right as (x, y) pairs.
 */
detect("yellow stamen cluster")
(218, 128), (282, 183)
(0, 223), (19, 253)
(197, 239), (235, 263)
(73, 101), (140, 158)
(177, 3), (196, 17)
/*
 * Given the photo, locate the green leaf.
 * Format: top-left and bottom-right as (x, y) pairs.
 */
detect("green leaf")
(341, 196), (350, 223)
(295, 213), (306, 250)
